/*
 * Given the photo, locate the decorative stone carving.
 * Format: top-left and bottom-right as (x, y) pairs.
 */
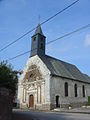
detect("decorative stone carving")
(23, 65), (42, 83)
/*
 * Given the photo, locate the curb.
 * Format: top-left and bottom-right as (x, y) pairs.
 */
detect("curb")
(13, 108), (90, 114)
(60, 111), (90, 114)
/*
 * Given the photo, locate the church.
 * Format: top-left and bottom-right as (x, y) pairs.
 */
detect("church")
(18, 22), (90, 110)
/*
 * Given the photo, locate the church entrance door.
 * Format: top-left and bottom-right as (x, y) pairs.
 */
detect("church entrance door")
(29, 95), (34, 108)
(56, 96), (59, 108)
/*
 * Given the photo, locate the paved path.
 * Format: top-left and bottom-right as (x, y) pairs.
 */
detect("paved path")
(12, 110), (90, 120)
(54, 107), (90, 114)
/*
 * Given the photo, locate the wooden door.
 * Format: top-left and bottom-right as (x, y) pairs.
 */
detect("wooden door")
(29, 95), (34, 107)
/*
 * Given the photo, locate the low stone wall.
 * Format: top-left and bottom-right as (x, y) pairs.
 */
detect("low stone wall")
(0, 88), (13, 120)
(50, 102), (88, 109)
(36, 104), (51, 110)
(20, 103), (51, 110)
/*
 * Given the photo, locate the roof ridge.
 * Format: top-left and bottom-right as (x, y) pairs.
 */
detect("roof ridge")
(45, 55), (75, 66)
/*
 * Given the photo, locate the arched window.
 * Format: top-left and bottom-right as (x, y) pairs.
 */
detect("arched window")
(41, 36), (43, 41)
(56, 96), (59, 107)
(82, 85), (85, 97)
(40, 43), (44, 50)
(30, 73), (33, 78)
(74, 84), (77, 97)
(28, 73), (34, 82)
(33, 37), (36, 41)
(64, 82), (68, 97)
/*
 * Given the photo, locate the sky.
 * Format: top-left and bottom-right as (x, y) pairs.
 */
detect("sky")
(0, 0), (90, 76)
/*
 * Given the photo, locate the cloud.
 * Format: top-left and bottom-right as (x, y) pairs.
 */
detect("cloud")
(85, 34), (90, 47)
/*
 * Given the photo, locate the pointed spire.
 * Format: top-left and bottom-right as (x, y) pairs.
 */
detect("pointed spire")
(34, 17), (44, 35)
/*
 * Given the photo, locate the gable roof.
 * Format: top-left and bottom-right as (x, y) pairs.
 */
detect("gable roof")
(39, 55), (90, 83)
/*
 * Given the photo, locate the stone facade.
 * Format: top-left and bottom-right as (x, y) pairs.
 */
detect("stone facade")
(50, 76), (90, 109)
(18, 55), (51, 110)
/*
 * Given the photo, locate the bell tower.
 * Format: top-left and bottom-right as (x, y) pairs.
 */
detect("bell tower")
(30, 22), (46, 57)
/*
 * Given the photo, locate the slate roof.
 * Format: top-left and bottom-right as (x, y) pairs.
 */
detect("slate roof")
(40, 55), (90, 83)
(34, 23), (44, 35)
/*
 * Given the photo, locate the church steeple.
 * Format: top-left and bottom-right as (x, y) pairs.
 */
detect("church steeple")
(30, 22), (46, 57)
(35, 22), (43, 35)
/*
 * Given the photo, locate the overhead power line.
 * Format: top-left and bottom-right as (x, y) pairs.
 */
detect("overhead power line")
(7, 23), (90, 61)
(0, 0), (79, 53)
(46, 24), (90, 45)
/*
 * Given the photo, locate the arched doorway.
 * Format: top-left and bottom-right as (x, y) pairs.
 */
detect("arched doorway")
(29, 95), (34, 108)
(56, 96), (59, 108)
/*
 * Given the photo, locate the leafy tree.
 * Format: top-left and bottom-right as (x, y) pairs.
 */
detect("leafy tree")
(0, 61), (18, 94)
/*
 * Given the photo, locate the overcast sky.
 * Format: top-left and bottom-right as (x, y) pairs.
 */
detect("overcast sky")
(0, 0), (90, 75)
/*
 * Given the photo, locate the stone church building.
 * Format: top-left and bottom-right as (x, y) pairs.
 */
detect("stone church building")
(18, 23), (90, 110)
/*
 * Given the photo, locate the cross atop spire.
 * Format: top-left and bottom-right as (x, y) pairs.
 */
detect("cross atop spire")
(38, 15), (40, 25)
(34, 19), (44, 35)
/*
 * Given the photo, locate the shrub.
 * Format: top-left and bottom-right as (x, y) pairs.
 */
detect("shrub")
(88, 96), (90, 105)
